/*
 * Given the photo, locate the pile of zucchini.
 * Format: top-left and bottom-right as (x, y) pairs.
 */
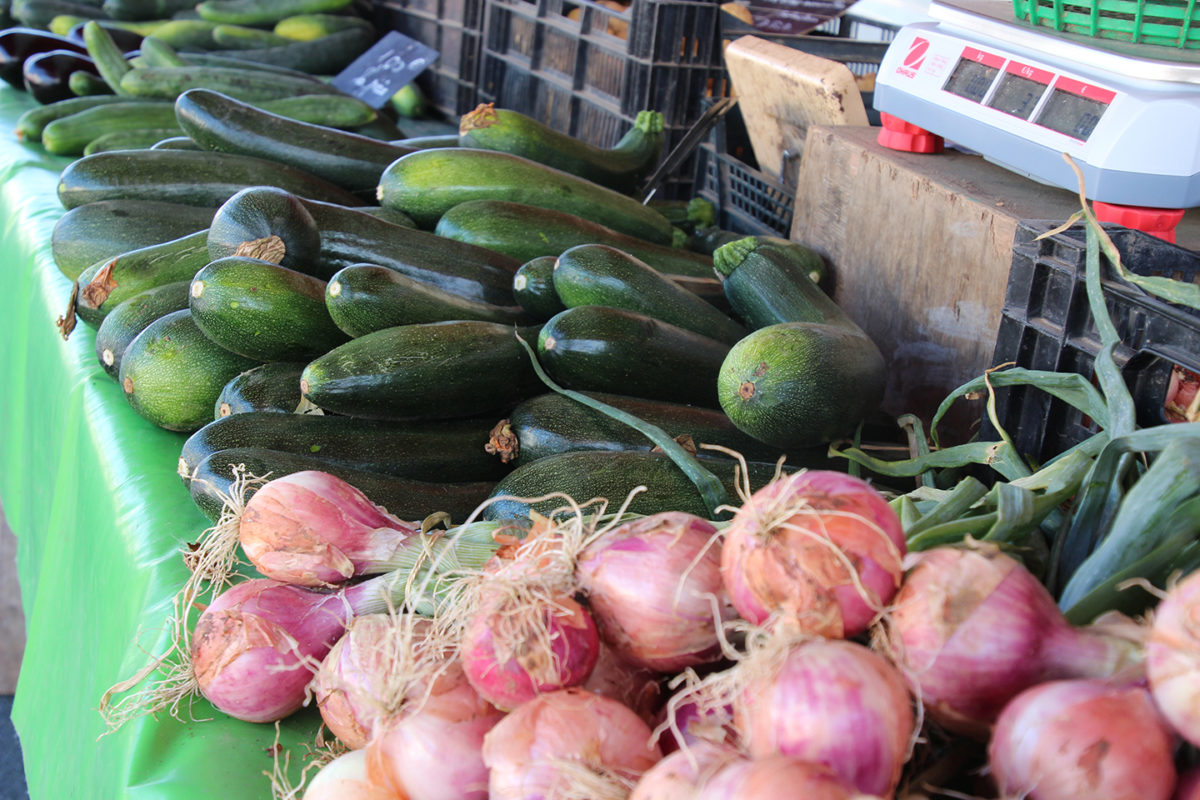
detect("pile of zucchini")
(46, 88), (890, 526)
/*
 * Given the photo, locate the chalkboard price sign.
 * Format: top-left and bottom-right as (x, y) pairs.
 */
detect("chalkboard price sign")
(331, 30), (439, 107)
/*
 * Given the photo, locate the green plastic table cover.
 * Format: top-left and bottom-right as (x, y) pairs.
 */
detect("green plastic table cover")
(0, 86), (321, 799)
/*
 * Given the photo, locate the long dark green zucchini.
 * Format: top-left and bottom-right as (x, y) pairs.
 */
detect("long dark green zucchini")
(215, 361), (307, 418)
(180, 410), (509, 482)
(74, 229), (212, 325)
(378, 148), (675, 244)
(537, 305), (731, 408)
(714, 237), (841, 329)
(94, 280), (191, 379)
(175, 88), (414, 196)
(300, 321), (543, 421)
(188, 447), (495, 523)
(511, 255), (564, 320)
(458, 104), (664, 194)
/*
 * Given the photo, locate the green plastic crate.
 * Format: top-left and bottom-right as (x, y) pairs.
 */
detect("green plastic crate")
(1013, 0), (1200, 48)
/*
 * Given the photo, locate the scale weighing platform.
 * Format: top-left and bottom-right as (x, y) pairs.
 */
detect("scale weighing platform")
(873, 0), (1200, 236)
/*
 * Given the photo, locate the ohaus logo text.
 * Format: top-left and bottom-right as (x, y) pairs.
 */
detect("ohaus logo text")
(896, 37), (929, 79)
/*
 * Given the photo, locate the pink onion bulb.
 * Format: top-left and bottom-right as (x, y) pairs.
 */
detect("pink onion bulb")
(720, 470), (905, 638)
(1174, 766), (1200, 800)
(887, 546), (1145, 737)
(1147, 568), (1200, 747)
(654, 694), (736, 755)
(240, 471), (417, 587)
(988, 679), (1177, 800)
(482, 688), (663, 800)
(582, 642), (664, 725)
(696, 755), (881, 800)
(628, 741), (743, 800)
(577, 511), (737, 672)
(364, 667), (504, 800)
(302, 749), (399, 800)
(734, 638), (913, 797)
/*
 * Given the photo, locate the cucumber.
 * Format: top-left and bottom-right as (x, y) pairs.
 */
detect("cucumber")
(94, 280), (191, 380)
(211, 23), (291, 49)
(119, 309), (261, 432)
(175, 87), (413, 195)
(50, 199), (213, 281)
(215, 361), (307, 417)
(80, 21), (132, 96)
(552, 244), (747, 345)
(74, 230), (212, 325)
(12, 0), (105, 28)
(511, 255), (564, 320)
(257, 92), (376, 128)
(139, 19), (221, 50)
(57, 147), (366, 210)
(459, 104), (664, 194)
(196, 0), (354, 26)
(102, 0), (194, 21)
(84, 127), (185, 154)
(300, 321), (543, 421)
(180, 410), (509, 482)
(41, 99), (177, 155)
(483, 450), (789, 522)
(187, 447), (495, 523)
(273, 12), (373, 40)
(66, 69), (113, 95)
(491, 391), (832, 468)
(434, 199), (717, 279)
(136, 35), (190, 68)
(203, 25), (373, 73)
(537, 305), (731, 408)
(119, 65), (340, 102)
(326, 264), (535, 337)
(206, 185), (322, 272)
(15, 94), (128, 142)
(378, 148), (674, 244)
(387, 82), (425, 119)
(189, 256), (349, 361)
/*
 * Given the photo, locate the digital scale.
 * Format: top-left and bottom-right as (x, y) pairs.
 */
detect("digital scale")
(873, 0), (1200, 212)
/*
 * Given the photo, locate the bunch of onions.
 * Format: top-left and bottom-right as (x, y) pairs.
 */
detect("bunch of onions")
(720, 470), (905, 638)
(627, 740), (743, 800)
(695, 755), (881, 800)
(987, 678), (1177, 800)
(1146, 568), (1200, 747)
(302, 749), (399, 800)
(482, 687), (663, 800)
(731, 637), (914, 797)
(576, 511), (737, 672)
(885, 545), (1145, 737)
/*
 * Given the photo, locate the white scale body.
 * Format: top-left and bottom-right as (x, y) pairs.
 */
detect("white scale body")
(873, 0), (1200, 208)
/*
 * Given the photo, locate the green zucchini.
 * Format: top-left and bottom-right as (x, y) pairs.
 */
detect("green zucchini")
(537, 305), (730, 408)
(119, 309), (261, 432)
(189, 256), (349, 361)
(41, 99), (177, 155)
(714, 236), (852, 331)
(650, 197), (716, 234)
(196, 0), (354, 26)
(257, 92), (377, 128)
(325, 264), (536, 337)
(202, 25), (373, 73)
(708, 233), (831, 293)
(491, 391), (833, 468)
(552, 244), (747, 345)
(378, 148), (674, 244)
(74, 229), (212, 325)
(14, 92), (127, 143)
(458, 104), (664, 195)
(50, 199), (213, 282)
(180, 410), (509, 482)
(57, 147), (366, 209)
(511, 255), (564, 320)
(300, 321), (543, 421)
(94, 280), (191, 380)
(206, 185), (322, 272)
(215, 361), (307, 417)
(483, 450), (789, 522)
(187, 447), (494, 523)
(392, 133), (458, 150)
(150, 135), (201, 149)
(118, 65), (339, 102)
(433, 199), (716, 279)
(83, 128), (185, 154)
(175, 87), (414, 195)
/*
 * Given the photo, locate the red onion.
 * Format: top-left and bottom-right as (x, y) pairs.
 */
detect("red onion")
(721, 470), (905, 638)
(1147, 568), (1200, 747)
(482, 687), (663, 800)
(582, 642), (665, 725)
(239, 471), (418, 587)
(696, 755), (880, 800)
(654, 694), (736, 755)
(734, 638), (913, 797)
(988, 678), (1177, 800)
(576, 511), (737, 672)
(886, 546), (1144, 737)
(302, 749), (399, 800)
(627, 741), (743, 800)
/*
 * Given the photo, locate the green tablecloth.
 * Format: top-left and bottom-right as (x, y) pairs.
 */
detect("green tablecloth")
(0, 86), (318, 800)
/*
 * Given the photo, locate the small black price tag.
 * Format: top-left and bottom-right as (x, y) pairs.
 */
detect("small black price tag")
(331, 30), (439, 108)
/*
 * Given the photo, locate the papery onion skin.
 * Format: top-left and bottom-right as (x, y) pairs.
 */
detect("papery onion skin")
(1147, 569), (1200, 747)
(482, 687), (663, 800)
(583, 642), (664, 725)
(720, 470), (905, 638)
(989, 679), (1176, 800)
(735, 638), (913, 797)
(654, 695), (736, 755)
(303, 749), (400, 800)
(191, 578), (353, 723)
(460, 588), (600, 711)
(240, 471), (416, 588)
(628, 741), (742, 800)
(696, 755), (881, 800)
(577, 511), (736, 672)
(314, 615), (403, 749)
(887, 546), (1144, 737)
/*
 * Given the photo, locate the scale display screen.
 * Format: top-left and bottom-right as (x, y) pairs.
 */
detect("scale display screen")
(1034, 84), (1111, 140)
(987, 71), (1046, 119)
(943, 58), (999, 102)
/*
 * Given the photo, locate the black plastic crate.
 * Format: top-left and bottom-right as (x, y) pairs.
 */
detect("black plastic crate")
(372, 0), (484, 119)
(988, 220), (1200, 465)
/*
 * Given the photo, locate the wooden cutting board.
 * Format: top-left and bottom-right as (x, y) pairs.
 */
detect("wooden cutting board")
(723, 35), (869, 186)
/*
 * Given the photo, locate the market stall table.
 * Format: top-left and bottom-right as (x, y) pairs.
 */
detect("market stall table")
(0, 85), (320, 799)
